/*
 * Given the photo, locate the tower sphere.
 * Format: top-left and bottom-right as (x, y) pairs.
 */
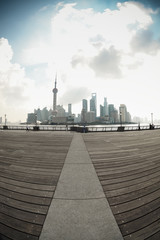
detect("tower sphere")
(53, 88), (58, 93)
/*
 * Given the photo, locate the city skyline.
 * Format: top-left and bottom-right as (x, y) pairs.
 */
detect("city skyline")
(0, 0), (160, 122)
(28, 92), (131, 125)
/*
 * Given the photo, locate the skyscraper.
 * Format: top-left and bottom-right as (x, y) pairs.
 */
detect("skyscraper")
(100, 104), (104, 118)
(119, 104), (127, 123)
(82, 99), (88, 112)
(81, 99), (88, 123)
(104, 97), (108, 116)
(52, 74), (58, 116)
(108, 104), (115, 122)
(119, 104), (131, 123)
(68, 104), (72, 116)
(90, 93), (97, 117)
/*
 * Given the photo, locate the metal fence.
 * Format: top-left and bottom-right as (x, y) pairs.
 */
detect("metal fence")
(0, 125), (69, 131)
(1, 124), (160, 132)
(88, 125), (160, 132)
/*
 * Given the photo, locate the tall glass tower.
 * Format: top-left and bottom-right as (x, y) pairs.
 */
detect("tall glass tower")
(90, 93), (97, 117)
(68, 104), (72, 116)
(82, 99), (88, 112)
(104, 97), (108, 116)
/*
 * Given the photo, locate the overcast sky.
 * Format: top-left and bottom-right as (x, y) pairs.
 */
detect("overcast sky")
(0, 0), (160, 122)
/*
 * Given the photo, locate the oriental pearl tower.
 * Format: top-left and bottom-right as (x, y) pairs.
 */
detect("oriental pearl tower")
(52, 74), (58, 116)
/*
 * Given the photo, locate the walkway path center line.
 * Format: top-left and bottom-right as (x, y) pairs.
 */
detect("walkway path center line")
(40, 133), (123, 240)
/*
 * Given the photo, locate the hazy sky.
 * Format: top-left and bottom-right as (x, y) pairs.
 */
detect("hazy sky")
(0, 0), (160, 122)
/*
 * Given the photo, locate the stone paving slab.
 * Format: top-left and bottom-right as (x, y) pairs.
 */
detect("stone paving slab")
(68, 133), (87, 150)
(54, 163), (105, 199)
(65, 150), (91, 163)
(40, 133), (123, 240)
(39, 199), (123, 240)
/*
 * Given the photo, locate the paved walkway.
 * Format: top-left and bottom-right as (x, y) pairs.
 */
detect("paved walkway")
(39, 133), (123, 240)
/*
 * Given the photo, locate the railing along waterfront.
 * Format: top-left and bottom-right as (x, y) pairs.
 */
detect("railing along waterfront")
(1, 124), (160, 132)
(88, 124), (160, 132)
(0, 125), (69, 131)
(87, 126), (117, 132)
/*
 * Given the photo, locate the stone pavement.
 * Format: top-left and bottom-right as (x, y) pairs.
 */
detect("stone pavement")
(39, 133), (123, 240)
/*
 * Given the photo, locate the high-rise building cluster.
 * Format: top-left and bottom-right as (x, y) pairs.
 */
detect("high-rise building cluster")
(81, 94), (131, 124)
(27, 76), (132, 124)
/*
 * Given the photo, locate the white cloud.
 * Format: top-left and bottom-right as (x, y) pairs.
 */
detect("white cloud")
(130, 29), (160, 54)
(0, 38), (36, 122)
(59, 86), (90, 105)
(117, 2), (154, 29)
(0, 38), (13, 72)
(89, 46), (122, 78)
(3, 1), (160, 121)
(49, 1), (155, 69)
(38, 5), (49, 12)
(22, 1), (155, 68)
(22, 41), (53, 66)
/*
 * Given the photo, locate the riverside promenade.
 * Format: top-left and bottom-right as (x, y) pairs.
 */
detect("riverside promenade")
(0, 130), (160, 239)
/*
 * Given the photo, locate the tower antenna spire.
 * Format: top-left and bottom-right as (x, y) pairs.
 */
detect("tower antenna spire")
(55, 72), (57, 88)
(52, 73), (58, 115)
